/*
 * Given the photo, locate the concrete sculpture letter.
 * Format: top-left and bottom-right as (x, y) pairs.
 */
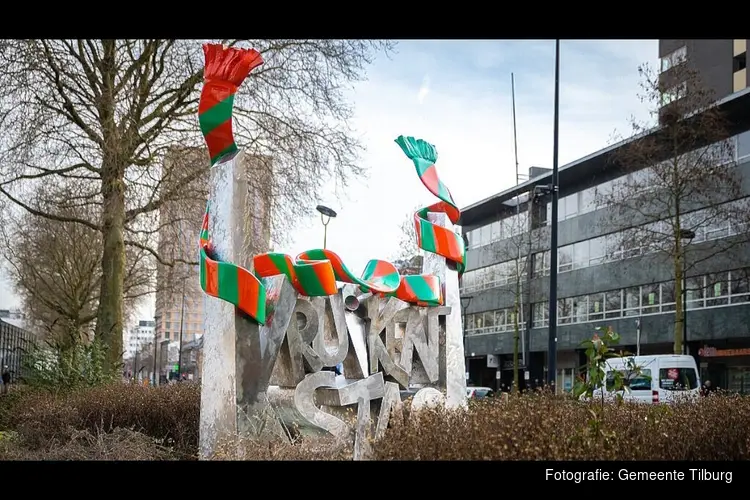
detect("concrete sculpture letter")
(197, 43), (467, 459)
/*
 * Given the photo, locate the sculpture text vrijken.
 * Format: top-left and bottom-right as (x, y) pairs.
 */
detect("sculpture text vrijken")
(196, 43), (467, 458)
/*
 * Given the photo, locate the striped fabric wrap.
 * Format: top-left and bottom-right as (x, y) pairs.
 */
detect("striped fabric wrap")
(394, 135), (466, 274)
(196, 46), (464, 325)
(198, 44), (263, 166)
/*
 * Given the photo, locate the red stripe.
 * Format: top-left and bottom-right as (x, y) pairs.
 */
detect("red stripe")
(204, 120), (235, 158)
(311, 262), (337, 295)
(395, 278), (416, 302)
(443, 230), (462, 262)
(205, 258), (219, 296)
(237, 270), (260, 318)
(198, 81), (235, 114)
(372, 260), (394, 278)
(420, 165), (441, 198)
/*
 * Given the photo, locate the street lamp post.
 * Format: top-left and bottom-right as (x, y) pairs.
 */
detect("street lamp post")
(547, 39), (561, 387)
(680, 229), (696, 354)
(177, 278), (186, 380)
(316, 205), (338, 249)
(460, 294), (474, 386)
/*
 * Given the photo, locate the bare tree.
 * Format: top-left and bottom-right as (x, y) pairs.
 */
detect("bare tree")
(595, 62), (745, 354)
(392, 206), (423, 275)
(0, 186), (151, 353)
(490, 200), (537, 392)
(0, 39), (393, 369)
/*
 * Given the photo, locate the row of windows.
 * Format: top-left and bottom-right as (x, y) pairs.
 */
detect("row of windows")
(464, 268), (750, 336)
(660, 46), (687, 73)
(530, 269), (750, 330)
(461, 198), (748, 294)
(533, 199), (749, 278)
(464, 130), (750, 250)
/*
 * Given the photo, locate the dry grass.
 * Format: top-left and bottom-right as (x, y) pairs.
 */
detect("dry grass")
(1, 384), (748, 460)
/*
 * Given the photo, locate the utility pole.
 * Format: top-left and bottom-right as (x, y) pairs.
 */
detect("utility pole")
(546, 39), (561, 387)
(178, 278), (186, 379)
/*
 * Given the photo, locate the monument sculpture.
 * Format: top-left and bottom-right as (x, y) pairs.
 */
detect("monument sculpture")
(196, 43), (467, 460)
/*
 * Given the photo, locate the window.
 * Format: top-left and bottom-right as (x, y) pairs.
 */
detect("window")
(588, 293), (604, 321)
(573, 240), (589, 270)
(483, 311), (495, 330)
(605, 290), (622, 319)
(558, 298), (573, 324)
(580, 187), (596, 214)
(573, 296), (587, 323)
(533, 251), (549, 277)
(661, 281), (676, 312)
(588, 236), (606, 266)
(705, 272), (729, 307)
(686, 276), (705, 309)
(738, 131), (750, 160)
(480, 225), (491, 247)
(659, 368), (698, 391)
(733, 52), (747, 72)
(559, 245), (573, 273)
(467, 229), (478, 249)
(731, 268), (750, 303)
(490, 221), (502, 242)
(661, 81), (687, 106)
(466, 314), (476, 332)
(165, 332), (171, 340)
(660, 46), (687, 73)
(641, 284), (660, 315)
(606, 369), (652, 392)
(461, 271), (475, 292)
(533, 302), (548, 328)
(624, 287), (640, 316)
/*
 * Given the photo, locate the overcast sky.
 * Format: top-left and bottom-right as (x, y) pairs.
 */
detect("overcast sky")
(0, 39), (658, 327)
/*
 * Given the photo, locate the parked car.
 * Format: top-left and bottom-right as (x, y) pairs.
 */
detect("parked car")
(467, 386), (494, 399)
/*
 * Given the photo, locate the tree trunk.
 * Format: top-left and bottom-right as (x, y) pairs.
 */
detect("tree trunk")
(94, 167), (127, 372)
(673, 251), (684, 355)
(512, 279), (520, 393)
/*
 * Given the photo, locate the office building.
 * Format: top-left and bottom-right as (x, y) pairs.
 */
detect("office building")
(124, 320), (155, 360)
(460, 41), (750, 395)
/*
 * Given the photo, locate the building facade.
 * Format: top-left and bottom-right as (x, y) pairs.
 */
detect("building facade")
(460, 42), (750, 395)
(124, 320), (155, 360)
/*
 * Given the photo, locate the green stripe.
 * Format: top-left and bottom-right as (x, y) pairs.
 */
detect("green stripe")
(294, 265), (327, 296)
(200, 249), (207, 291)
(211, 143), (238, 165)
(418, 219), (437, 252)
(436, 180), (453, 205)
(406, 276), (440, 305)
(255, 291), (267, 324)
(199, 94), (235, 136)
(217, 261), (239, 304)
(414, 157), (432, 177)
(268, 253), (294, 281)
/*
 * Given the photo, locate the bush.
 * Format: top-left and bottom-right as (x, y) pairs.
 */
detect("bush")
(0, 383), (200, 458)
(2, 382), (749, 460)
(372, 390), (750, 460)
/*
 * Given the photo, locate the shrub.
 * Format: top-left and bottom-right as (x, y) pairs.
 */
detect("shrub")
(2, 381), (749, 460)
(0, 383), (200, 457)
(372, 390), (750, 460)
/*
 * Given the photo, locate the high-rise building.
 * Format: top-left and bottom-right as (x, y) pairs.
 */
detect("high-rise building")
(153, 148), (273, 375)
(659, 39), (748, 103)
(124, 320), (156, 359)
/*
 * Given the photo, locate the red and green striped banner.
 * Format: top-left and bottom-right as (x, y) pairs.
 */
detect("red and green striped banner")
(395, 135), (466, 274)
(199, 44), (263, 166)
(197, 46), (463, 323)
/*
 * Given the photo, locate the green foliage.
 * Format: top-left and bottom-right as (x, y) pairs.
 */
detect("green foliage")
(571, 326), (649, 446)
(21, 337), (117, 392)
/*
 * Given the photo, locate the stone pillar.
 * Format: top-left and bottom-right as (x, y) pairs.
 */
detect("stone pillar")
(422, 212), (467, 408)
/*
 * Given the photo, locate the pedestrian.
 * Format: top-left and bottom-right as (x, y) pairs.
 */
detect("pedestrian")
(2, 366), (10, 395)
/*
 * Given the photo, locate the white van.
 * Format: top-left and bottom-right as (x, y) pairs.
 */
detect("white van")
(592, 355), (701, 404)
